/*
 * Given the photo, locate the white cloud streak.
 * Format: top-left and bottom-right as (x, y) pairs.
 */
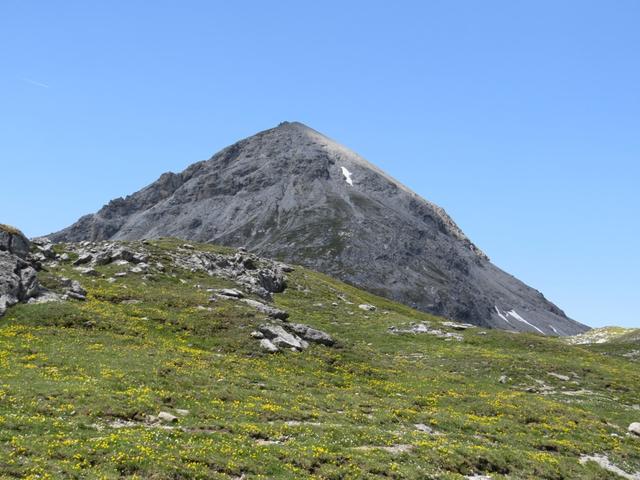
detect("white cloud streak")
(23, 78), (50, 88)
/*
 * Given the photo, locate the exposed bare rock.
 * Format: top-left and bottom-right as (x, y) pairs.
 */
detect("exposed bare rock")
(388, 322), (464, 341)
(258, 324), (308, 351)
(28, 291), (63, 305)
(414, 423), (437, 434)
(442, 321), (476, 330)
(0, 224), (30, 258)
(252, 322), (335, 353)
(240, 298), (289, 320)
(211, 288), (244, 299)
(60, 277), (87, 301)
(259, 338), (279, 353)
(0, 225), (52, 316)
(48, 122), (588, 335)
(73, 253), (93, 266)
(55, 241), (291, 306)
(358, 304), (377, 312)
(157, 412), (178, 423)
(285, 323), (335, 346)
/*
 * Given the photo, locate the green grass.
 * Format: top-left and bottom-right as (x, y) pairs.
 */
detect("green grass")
(0, 239), (638, 479)
(0, 224), (23, 236)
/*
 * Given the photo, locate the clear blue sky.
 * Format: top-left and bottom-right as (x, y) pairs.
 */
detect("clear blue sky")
(1, 1), (638, 328)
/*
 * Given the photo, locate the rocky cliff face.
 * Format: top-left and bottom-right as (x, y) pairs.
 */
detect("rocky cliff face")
(0, 225), (43, 316)
(50, 122), (589, 335)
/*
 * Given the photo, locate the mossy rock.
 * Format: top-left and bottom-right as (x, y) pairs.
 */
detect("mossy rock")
(0, 223), (23, 236)
(0, 223), (29, 257)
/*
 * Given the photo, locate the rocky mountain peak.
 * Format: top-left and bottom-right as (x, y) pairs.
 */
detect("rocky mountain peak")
(49, 123), (589, 335)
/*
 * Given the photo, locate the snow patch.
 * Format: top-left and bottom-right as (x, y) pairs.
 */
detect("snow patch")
(341, 166), (353, 186)
(494, 306), (513, 326)
(506, 309), (544, 334)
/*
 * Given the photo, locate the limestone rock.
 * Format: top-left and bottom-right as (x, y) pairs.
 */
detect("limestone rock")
(28, 291), (63, 304)
(60, 277), (87, 301)
(285, 323), (334, 346)
(0, 224), (30, 258)
(389, 322), (463, 341)
(259, 338), (279, 353)
(0, 227), (50, 316)
(240, 298), (288, 319)
(212, 288), (244, 299)
(73, 253), (93, 266)
(358, 304), (377, 312)
(157, 412), (178, 423)
(414, 423), (436, 434)
(442, 321), (475, 330)
(258, 324), (308, 351)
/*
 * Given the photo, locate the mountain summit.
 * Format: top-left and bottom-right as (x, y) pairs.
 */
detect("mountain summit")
(50, 122), (588, 335)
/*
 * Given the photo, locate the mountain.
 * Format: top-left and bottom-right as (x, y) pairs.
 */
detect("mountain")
(50, 121), (588, 335)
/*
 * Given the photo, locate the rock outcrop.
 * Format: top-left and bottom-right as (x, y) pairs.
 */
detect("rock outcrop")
(0, 225), (46, 316)
(55, 240), (291, 303)
(49, 122), (589, 335)
(252, 322), (335, 353)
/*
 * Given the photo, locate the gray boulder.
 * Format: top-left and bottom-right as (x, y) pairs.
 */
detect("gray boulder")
(111, 248), (137, 263)
(358, 304), (377, 312)
(257, 268), (287, 294)
(441, 321), (475, 330)
(33, 240), (56, 260)
(212, 288), (244, 299)
(73, 253), (93, 266)
(19, 266), (40, 299)
(258, 324), (308, 350)
(0, 251), (22, 315)
(157, 411), (178, 423)
(93, 250), (113, 266)
(259, 338), (279, 353)
(389, 322), (464, 341)
(0, 224), (30, 258)
(285, 323), (335, 346)
(60, 277), (87, 301)
(28, 291), (63, 304)
(0, 225), (48, 316)
(240, 298), (289, 319)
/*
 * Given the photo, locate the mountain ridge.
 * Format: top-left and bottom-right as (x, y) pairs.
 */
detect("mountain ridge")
(50, 121), (589, 335)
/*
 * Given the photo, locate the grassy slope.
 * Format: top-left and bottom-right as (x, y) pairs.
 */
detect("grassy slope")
(0, 239), (638, 479)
